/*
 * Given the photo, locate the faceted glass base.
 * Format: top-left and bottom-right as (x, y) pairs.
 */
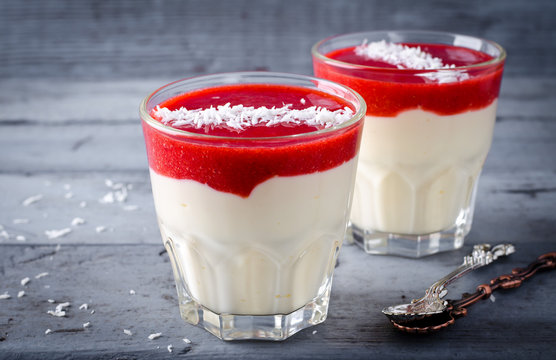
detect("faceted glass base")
(349, 222), (469, 258)
(176, 280), (331, 341)
(163, 232), (337, 341)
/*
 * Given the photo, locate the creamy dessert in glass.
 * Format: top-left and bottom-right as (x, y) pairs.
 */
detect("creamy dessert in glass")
(140, 72), (365, 340)
(312, 31), (505, 257)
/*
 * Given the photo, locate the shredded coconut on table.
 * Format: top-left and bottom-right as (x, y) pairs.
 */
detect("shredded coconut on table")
(124, 329), (133, 336)
(47, 302), (70, 317)
(99, 179), (131, 205)
(45, 228), (72, 240)
(167, 344), (173, 353)
(71, 217), (85, 226)
(99, 189), (127, 203)
(148, 332), (162, 340)
(0, 292), (11, 300)
(17, 290), (25, 298)
(0, 229), (9, 240)
(57, 302), (71, 309)
(99, 192), (115, 204)
(79, 303), (88, 310)
(22, 194), (43, 206)
(47, 309), (66, 317)
(21, 277), (30, 286)
(153, 103), (354, 131)
(35, 272), (49, 279)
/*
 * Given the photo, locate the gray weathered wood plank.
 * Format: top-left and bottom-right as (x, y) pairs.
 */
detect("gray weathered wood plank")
(0, 172), (159, 245)
(1, 116), (555, 174)
(1, 244), (555, 359)
(1, 0), (555, 79)
(1, 0), (555, 358)
(0, 170), (555, 247)
(1, 77), (555, 124)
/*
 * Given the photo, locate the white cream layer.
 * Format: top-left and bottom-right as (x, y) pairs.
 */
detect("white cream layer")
(149, 159), (357, 315)
(351, 101), (497, 235)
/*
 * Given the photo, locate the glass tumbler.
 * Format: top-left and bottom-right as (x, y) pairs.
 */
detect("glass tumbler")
(313, 31), (505, 257)
(140, 72), (365, 340)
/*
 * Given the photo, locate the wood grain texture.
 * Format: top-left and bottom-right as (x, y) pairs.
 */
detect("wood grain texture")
(1, 0), (555, 358)
(1, 77), (556, 124)
(1, 244), (555, 359)
(1, 91), (555, 174)
(1, 0), (555, 79)
(0, 172), (159, 245)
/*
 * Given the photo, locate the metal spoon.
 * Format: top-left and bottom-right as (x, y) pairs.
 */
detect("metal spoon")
(382, 243), (515, 324)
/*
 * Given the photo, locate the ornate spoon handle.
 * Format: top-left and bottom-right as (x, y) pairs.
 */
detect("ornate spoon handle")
(451, 251), (556, 310)
(391, 251), (556, 333)
(405, 244), (515, 315)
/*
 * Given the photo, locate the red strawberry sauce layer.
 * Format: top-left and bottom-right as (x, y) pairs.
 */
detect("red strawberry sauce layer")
(142, 84), (362, 198)
(313, 43), (504, 117)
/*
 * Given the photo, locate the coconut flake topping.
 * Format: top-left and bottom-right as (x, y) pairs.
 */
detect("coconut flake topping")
(355, 40), (456, 70)
(355, 40), (471, 83)
(153, 103), (354, 131)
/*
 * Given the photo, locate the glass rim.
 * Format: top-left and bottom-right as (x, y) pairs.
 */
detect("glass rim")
(311, 30), (507, 72)
(140, 71), (366, 142)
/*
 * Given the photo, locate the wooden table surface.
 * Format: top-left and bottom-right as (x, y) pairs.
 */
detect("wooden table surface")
(1, 1), (555, 359)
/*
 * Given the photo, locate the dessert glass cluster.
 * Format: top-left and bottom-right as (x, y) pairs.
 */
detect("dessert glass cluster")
(140, 30), (505, 340)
